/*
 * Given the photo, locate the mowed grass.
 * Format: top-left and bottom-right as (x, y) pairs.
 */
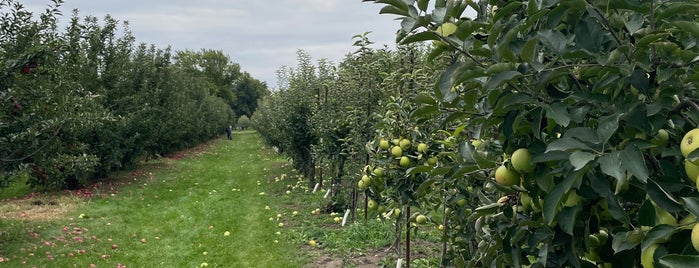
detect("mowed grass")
(0, 131), (307, 267)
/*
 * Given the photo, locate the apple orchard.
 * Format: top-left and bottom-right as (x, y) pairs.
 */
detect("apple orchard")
(253, 0), (699, 267)
(5, 0), (699, 267)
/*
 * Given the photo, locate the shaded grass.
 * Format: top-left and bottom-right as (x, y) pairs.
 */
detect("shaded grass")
(261, 170), (443, 267)
(0, 132), (307, 267)
(0, 173), (31, 200)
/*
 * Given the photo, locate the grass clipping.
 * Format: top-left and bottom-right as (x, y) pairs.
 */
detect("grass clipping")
(0, 195), (82, 221)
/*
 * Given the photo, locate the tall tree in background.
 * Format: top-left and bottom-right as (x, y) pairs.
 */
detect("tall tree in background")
(232, 72), (268, 117)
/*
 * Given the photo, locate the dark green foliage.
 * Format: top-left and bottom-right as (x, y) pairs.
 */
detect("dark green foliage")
(0, 0), (265, 190)
(366, 0), (699, 267)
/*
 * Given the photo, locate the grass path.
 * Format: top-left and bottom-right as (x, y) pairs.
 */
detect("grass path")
(0, 132), (307, 267)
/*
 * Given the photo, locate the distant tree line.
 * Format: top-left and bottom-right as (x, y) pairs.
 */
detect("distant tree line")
(1, 0), (268, 190)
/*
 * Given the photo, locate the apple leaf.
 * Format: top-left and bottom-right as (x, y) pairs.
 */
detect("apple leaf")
(486, 70), (521, 90)
(659, 254), (699, 268)
(532, 151), (569, 163)
(681, 197), (699, 218)
(597, 113), (623, 145)
(375, 0), (409, 11)
(417, 0), (429, 12)
(687, 149), (699, 165)
(637, 199), (656, 227)
(401, 17), (417, 33)
(538, 29), (567, 55)
(564, 127), (600, 144)
(672, 21), (699, 38)
(521, 38), (537, 63)
(542, 173), (576, 225)
(612, 229), (644, 254)
(646, 179), (683, 213)
(437, 62), (463, 102)
(407, 165), (433, 175)
(545, 137), (593, 152)
(590, 173), (631, 224)
(431, 7), (447, 23)
(416, 177), (436, 197)
(557, 205), (581, 235)
(545, 102), (570, 127)
(621, 144), (648, 183)
(624, 13), (644, 34)
(599, 151), (623, 182)
(436, 22), (457, 37)
(641, 225), (676, 250)
(475, 202), (501, 214)
(379, 5), (409, 16)
(569, 151), (596, 171)
(401, 31), (441, 45)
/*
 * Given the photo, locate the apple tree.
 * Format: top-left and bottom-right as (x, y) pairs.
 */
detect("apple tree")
(368, 0), (699, 267)
(1, 0), (250, 190)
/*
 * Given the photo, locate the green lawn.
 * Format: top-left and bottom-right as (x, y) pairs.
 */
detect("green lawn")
(1, 131), (441, 267)
(0, 131), (307, 267)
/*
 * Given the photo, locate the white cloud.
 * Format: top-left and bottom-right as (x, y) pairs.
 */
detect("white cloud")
(123, 7), (248, 33)
(19, 0), (401, 86)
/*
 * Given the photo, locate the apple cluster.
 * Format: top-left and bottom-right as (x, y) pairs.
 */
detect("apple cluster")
(680, 129), (699, 254)
(494, 148), (534, 187)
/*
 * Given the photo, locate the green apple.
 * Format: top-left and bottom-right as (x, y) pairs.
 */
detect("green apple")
(511, 148), (535, 173)
(641, 243), (659, 268)
(357, 179), (366, 190)
(399, 139), (411, 150)
(417, 143), (428, 153)
(494, 165), (520, 186)
(373, 167), (385, 177)
(692, 223), (699, 253)
(427, 157), (438, 165)
(656, 207), (677, 225)
(681, 128), (699, 163)
(399, 156), (411, 167)
(596, 229), (609, 245)
(379, 139), (390, 150)
(391, 208), (401, 219)
(415, 214), (427, 224)
(652, 129), (669, 146)
(368, 199), (378, 210)
(686, 160), (699, 183)
(456, 198), (467, 207)
(391, 146), (403, 157)
(361, 174), (371, 185)
(588, 234), (600, 247)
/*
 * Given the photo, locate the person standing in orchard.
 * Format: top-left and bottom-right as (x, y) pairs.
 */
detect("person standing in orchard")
(226, 125), (233, 140)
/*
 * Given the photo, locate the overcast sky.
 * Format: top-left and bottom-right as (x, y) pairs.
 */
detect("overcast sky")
(23, 0), (400, 88)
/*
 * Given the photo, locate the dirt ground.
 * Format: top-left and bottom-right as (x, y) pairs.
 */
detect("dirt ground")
(304, 248), (390, 268)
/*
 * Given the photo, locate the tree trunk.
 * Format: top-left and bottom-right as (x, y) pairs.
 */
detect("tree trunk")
(406, 205), (411, 268)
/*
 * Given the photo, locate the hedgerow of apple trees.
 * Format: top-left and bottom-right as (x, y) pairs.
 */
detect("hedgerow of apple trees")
(1, 0), (267, 190)
(354, 0), (699, 267)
